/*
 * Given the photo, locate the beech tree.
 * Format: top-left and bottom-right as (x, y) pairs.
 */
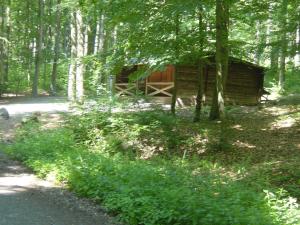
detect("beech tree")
(50, 0), (61, 96)
(209, 0), (229, 120)
(32, 0), (44, 97)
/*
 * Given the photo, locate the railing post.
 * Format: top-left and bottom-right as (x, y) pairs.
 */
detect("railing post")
(145, 78), (148, 96)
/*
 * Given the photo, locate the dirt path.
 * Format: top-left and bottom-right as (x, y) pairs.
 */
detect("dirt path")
(0, 97), (115, 225)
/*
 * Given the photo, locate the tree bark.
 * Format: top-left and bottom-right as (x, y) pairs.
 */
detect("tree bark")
(278, 0), (288, 89)
(171, 14), (180, 115)
(0, 1), (10, 95)
(87, 14), (97, 56)
(295, 22), (300, 67)
(50, 0), (61, 95)
(255, 20), (266, 66)
(209, 0), (229, 120)
(0, 4), (5, 91)
(75, 10), (85, 103)
(95, 13), (105, 54)
(67, 13), (77, 101)
(4, 0), (10, 82)
(32, 0), (44, 97)
(194, 6), (205, 122)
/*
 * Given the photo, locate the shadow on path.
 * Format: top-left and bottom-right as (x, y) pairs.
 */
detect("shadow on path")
(0, 151), (114, 225)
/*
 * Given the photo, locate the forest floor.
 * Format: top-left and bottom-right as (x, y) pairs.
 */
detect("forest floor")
(0, 95), (299, 224)
(0, 96), (116, 225)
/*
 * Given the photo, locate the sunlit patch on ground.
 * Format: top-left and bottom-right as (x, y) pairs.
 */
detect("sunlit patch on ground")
(0, 172), (57, 196)
(0, 97), (69, 116)
(263, 106), (295, 116)
(4, 103), (69, 116)
(231, 124), (243, 131)
(233, 140), (256, 149)
(40, 113), (65, 130)
(271, 117), (297, 129)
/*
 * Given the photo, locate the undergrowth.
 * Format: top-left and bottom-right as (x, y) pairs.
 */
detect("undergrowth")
(4, 110), (300, 225)
(265, 69), (300, 96)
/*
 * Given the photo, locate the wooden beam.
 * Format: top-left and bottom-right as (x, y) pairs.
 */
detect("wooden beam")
(147, 82), (174, 97)
(115, 83), (136, 96)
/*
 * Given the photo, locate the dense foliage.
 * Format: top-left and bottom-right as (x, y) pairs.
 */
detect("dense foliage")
(0, 0), (299, 96)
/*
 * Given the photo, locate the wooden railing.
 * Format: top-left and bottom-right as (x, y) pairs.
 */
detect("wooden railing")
(146, 82), (174, 97)
(116, 82), (174, 98)
(115, 83), (137, 96)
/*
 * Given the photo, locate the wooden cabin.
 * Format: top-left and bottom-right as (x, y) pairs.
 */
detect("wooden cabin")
(116, 56), (266, 105)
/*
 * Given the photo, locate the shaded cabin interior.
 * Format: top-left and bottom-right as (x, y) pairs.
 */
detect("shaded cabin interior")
(116, 56), (265, 105)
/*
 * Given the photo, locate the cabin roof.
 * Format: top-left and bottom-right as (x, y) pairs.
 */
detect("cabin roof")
(201, 54), (266, 72)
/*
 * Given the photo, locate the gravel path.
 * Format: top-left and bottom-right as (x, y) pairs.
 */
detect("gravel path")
(0, 96), (116, 225)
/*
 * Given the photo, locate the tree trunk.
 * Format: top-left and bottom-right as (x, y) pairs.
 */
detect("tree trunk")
(171, 14), (180, 115)
(32, 0), (44, 97)
(50, 0), (61, 95)
(75, 10), (85, 103)
(0, 1), (10, 95)
(209, 0), (229, 120)
(171, 67), (178, 115)
(194, 6), (205, 122)
(278, 0), (288, 89)
(87, 15), (97, 56)
(295, 23), (300, 67)
(270, 43), (279, 73)
(0, 4), (5, 91)
(95, 13), (105, 54)
(4, 0), (10, 82)
(67, 13), (77, 101)
(255, 20), (266, 66)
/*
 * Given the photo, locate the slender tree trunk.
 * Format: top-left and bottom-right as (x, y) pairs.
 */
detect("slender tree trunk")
(4, 0), (10, 82)
(87, 15), (97, 56)
(32, 0), (44, 97)
(95, 13), (105, 54)
(0, 1), (10, 95)
(271, 43), (279, 73)
(68, 13), (77, 101)
(171, 14), (180, 115)
(42, 0), (53, 90)
(25, 0), (32, 88)
(50, 0), (61, 95)
(194, 6), (205, 122)
(268, 4), (279, 74)
(278, 0), (288, 89)
(209, 0), (229, 120)
(0, 1), (10, 84)
(171, 67), (178, 115)
(0, 4), (5, 92)
(75, 10), (85, 103)
(295, 23), (300, 67)
(63, 15), (71, 57)
(95, 13), (106, 89)
(255, 20), (266, 66)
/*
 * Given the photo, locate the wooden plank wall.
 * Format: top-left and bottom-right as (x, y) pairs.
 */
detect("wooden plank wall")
(176, 62), (264, 105)
(147, 65), (174, 82)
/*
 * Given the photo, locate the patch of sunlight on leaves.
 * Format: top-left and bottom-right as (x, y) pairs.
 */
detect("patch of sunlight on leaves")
(264, 189), (300, 225)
